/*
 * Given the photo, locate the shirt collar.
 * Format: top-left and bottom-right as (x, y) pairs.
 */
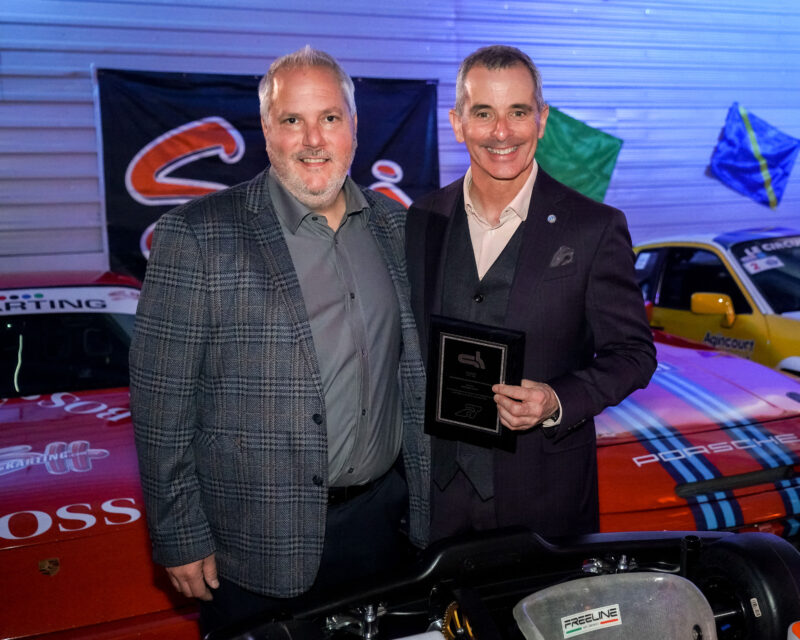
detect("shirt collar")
(268, 167), (369, 233)
(462, 159), (539, 226)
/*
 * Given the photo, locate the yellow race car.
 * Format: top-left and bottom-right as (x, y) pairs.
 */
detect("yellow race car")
(634, 227), (800, 376)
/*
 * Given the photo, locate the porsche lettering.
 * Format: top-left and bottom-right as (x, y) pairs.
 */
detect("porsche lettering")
(633, 433), (799, 467)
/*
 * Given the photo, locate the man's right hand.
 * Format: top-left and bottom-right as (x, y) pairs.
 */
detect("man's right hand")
(166, 554), (219, 601)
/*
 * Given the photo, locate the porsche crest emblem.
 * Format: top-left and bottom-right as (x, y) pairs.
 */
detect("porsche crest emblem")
(38, 558), (60, 576)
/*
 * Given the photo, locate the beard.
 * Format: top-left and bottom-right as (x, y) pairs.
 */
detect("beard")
(267, 140), (357, 212)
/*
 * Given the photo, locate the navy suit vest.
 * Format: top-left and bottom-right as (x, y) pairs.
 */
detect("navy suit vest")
(435, 203), (525, 498)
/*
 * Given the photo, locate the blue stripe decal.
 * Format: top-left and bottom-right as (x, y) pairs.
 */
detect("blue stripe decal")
(608, 398), (735, 530)
(653, 370), (800, 519)
(784, 518), (800, 538)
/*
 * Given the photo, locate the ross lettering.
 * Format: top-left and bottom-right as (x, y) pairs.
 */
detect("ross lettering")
(102, 498), (141, 526)
(56, 503), (96, 532)
(38, 392), (80, 409)
(0, 498), (141, 540)
(0, 510), (53, 540)
(34, 392), (128, 422)
(96, 407), (131, 422)
(63, 401), (107, 415)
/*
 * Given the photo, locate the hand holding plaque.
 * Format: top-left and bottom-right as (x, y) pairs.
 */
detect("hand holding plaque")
(425, 315), (525, 451)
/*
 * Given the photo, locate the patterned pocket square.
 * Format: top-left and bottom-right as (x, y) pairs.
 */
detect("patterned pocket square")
(549, 245), (575, 267)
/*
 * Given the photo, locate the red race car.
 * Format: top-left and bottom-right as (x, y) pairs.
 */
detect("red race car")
(3, 272), (800, 638)
(0, 272), (197, 639)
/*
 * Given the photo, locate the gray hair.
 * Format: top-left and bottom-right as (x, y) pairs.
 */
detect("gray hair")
(454, 45), (546, 114)
(258, 45), (356, 120)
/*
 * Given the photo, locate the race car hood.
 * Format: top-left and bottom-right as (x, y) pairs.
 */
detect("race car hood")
(597, 338), (800, 527)
(0, 388), (143, 550)
(596, 340), (800, 445)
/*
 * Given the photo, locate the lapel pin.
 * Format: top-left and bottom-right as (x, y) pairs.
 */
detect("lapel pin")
(547, 214), (557, 224)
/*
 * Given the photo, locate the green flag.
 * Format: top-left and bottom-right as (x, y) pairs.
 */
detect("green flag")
(536, 106), (623, 202)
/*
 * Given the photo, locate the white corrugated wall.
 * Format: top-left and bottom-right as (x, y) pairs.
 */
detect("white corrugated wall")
(1, 0), (799, 273)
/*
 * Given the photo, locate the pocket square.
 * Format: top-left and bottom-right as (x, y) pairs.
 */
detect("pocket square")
(549, 245), (574, 267)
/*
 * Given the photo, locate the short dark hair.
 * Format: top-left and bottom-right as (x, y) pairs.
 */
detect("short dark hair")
(454, 45), (545, 114)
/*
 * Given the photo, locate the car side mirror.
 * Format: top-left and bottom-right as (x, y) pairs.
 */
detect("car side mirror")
(691, 292), (736, 328)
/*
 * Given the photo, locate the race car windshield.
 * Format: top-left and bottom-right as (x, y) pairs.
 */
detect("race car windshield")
(0, 312), (134, 398)
(731, 235), (800, 314)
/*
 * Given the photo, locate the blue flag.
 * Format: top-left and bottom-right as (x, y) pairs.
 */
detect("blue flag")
(710, 102), (800, 209)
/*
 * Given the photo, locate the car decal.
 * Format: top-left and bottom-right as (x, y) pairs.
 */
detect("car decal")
(784, 517), (800, 538)
(0, 441), (109, 476)
(0, 286), (139, 315)
(654, 370), (800, 519)
(608, 399), (738, 531)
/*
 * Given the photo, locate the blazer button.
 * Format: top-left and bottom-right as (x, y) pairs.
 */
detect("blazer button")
(473, 293), (484, 303)
(312, 475), (324, 486)
(312, 413), (323, 425)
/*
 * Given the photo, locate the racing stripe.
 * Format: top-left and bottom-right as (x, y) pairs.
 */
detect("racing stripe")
(784, 518), (800, 538)
(654, 370), (800, 519)
(607, 399), (738, 530)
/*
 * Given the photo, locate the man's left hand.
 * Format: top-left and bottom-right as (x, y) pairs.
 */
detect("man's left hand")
(492, 379), (559, 431)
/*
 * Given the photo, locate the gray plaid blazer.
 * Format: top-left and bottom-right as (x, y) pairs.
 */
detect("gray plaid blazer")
(130, 170), (429, 597)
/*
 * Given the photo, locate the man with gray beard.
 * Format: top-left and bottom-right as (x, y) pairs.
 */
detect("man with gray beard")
(130, 46), (428, 633)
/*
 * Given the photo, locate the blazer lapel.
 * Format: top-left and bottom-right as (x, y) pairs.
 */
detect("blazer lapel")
(244, 171), (324, 399)
(425, 180), (463, 319)
(506, 169), (572, 329)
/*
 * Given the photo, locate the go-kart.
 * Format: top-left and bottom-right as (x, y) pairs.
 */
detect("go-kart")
(208, 528), (800, 640)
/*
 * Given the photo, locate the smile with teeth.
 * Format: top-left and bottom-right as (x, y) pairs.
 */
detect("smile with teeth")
(300, 157), (328, 164)
(486, 145), (519, 156)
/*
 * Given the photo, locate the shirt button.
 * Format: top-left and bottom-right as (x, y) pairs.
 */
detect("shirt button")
(473, 293), (484, 303)
(312, 475), (324, 486)
(361, 409), (366, 416)
(350, 292), (355, 299)
(312, 413), (323, 425)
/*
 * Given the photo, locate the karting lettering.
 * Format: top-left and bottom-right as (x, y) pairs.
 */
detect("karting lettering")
(0, 299), (107, 312)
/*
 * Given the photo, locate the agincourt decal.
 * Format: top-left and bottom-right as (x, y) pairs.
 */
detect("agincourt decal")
(702, 332), (755, 354)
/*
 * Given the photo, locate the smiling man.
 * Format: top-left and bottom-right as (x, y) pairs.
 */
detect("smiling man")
(130, 46), (428, 634)
(406, 45), (655, 541)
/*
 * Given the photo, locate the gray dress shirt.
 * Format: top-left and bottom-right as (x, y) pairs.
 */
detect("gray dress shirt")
(269, 169), (402, 486)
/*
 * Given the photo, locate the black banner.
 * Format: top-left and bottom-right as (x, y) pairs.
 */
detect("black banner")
(97, 69), (438, 279)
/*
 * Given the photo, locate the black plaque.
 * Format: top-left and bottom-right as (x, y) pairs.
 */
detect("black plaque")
(425, 315), (525, 450)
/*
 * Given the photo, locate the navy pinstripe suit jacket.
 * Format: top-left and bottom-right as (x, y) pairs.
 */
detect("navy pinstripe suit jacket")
(130, 170), (429, 597)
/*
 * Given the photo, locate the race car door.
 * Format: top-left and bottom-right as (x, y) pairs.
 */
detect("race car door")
(641, 246), (770, 363)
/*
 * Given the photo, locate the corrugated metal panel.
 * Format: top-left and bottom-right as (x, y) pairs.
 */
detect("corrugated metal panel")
(1, 0), (799, 273)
